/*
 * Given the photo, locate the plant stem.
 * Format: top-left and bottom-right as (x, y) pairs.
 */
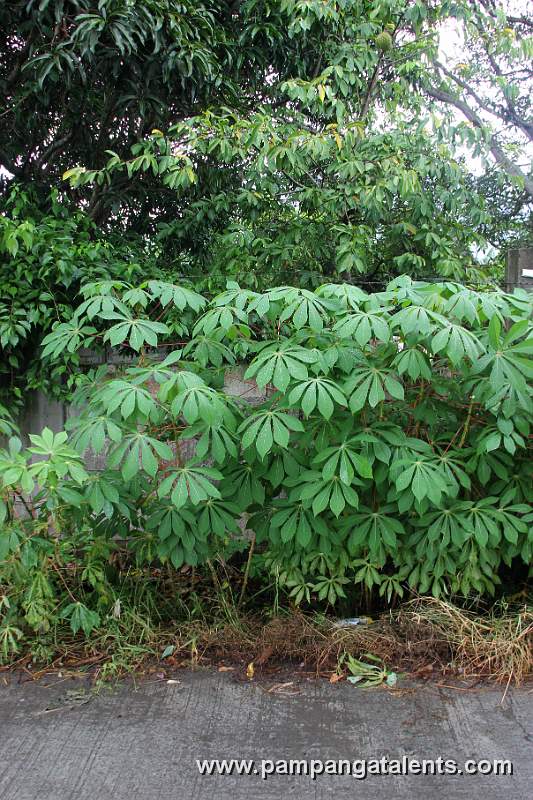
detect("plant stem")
(458, 396), (475, 448)
(238, 533), (256, 608)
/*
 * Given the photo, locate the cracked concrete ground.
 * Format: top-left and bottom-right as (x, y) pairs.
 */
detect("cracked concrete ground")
(0, 670), (531, 799)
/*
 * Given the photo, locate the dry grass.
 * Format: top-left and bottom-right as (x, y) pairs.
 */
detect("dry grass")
(399, 598), (533, 685)
(6, 596), (530, 687)
(170, 599), (532, 685)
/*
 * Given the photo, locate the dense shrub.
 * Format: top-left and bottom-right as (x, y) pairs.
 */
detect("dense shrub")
(0, 188), (150, 409)
(0, 276), (532, 646)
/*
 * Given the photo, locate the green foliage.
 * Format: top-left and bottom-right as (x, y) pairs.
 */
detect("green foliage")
(0, 187), (150, 408)
(1, 0), (532, 655)
(342, 652), (399, 687)
(70, 115), (496, 291)
(1, 277), (532, 651)
(4, 0), (525, 297)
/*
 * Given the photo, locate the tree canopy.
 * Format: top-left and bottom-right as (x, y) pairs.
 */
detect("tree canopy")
(1, 0), (531, 292)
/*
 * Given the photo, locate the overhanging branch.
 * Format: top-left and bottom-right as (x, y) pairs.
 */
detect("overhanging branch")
(425, 84), (533, 198)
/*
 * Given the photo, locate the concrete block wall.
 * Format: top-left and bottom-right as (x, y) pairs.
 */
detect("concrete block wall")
(15, 361), (269, 473)
(505, 247), (533, 292)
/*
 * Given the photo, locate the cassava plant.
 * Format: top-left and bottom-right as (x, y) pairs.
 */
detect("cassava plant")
(0, 275), (532, 650)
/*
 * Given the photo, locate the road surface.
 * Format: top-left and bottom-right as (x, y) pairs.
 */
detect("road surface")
(0, 670), (531, 799)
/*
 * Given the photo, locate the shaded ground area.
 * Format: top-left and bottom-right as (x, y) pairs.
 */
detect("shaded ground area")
(0, 670), (531, 799)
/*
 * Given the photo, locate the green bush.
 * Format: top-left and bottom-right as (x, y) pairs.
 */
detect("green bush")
(0, 187), (151, 410)
(0, 276), (532, 650)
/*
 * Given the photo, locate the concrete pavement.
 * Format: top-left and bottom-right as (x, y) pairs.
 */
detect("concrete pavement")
(0, 670), (531, 799)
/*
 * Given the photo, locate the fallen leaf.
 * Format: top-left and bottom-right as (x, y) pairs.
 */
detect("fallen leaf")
(414, 663), (434, 674)
(246, 661), (255, 680)
(330, 672), (344, 683)
(218, 666), (235, 673)
(267, 682), (294, 693)
(255, 646), (274, 665)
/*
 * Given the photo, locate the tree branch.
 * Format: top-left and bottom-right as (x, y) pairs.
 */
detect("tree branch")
(424, 84), (533, 198)
(0, 148), (23, 177)
(433, 59), (533, 143)
(34, 131), (74, 173)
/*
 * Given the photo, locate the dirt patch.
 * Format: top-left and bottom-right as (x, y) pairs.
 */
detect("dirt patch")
(4, 600), (531, 688)
(162, 601), (532, 686)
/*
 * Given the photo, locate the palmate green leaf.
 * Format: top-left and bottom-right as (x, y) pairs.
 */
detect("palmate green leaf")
(102, 312), (169, 351)
(431, 323), (484, 365)
(212, 283), (256, 311)
(158, 465), (222, 509)
(41, 320), (97, 358)
(107, 433), (174, 480)
(181, 421), (238, 464)
(170, 384), (228, 425)
(56, 483), (85, 507)
(244, 290), (271, 318)
(474, 421), (527, 456)
(466, 446), (513, 487)
(238, 408), (304, 459)
(392, 455), (451, 506)
(467, 372), (532, 417)
(491, 503), (529, 547)
(159, 369), (205, 401)
(310, 337), (362, 374)
(413, 504), (473, 548)
(146, 506), (200, 567)
(351, 559), (383, 591)
(451, 498), (504, 549)
(147, 505), (196, 541)
(99, 380), (159, 420)
(0, 437), (34, 494)
(28, 428), (88, 486)
(349, 423), (407, 465)
(220, 461), (266, 507)
(84, 475), (121, 516)
(277, 288), (333, 332)
(264, 450), (302, 488)
(270, 502), (326, 548)
(183, 333), (236, 368)
(288, 377), (346, 419)
(313, 441), (372, 484)
(197, 499), (241, 538)
(339, 505), (405, 561)
(122, 351), (182, 386)
(192, 305), (249, 336)
(74, 293), (129, 322)
(122, 286), (151, 309)
(474, 333), (533, 397)
(414, 497), (528, 553)
(244, 343), (319, 392)
(147, 281), (206, 312)
(295, 470), (360, 517)
(392, 346), (432, 380)
(434, 452), (471, 496)
(78, 280), (128, 299)
(344, 366), (404, 412)
(443, 289), (479, 325)
(68, 415), (124, 454)
(332, 309), (390, 346)
(312, 575), (350, 605)
(61, 602), (100, 637)
(316, 283), (368, 311)
(392, 305), (436, 337)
